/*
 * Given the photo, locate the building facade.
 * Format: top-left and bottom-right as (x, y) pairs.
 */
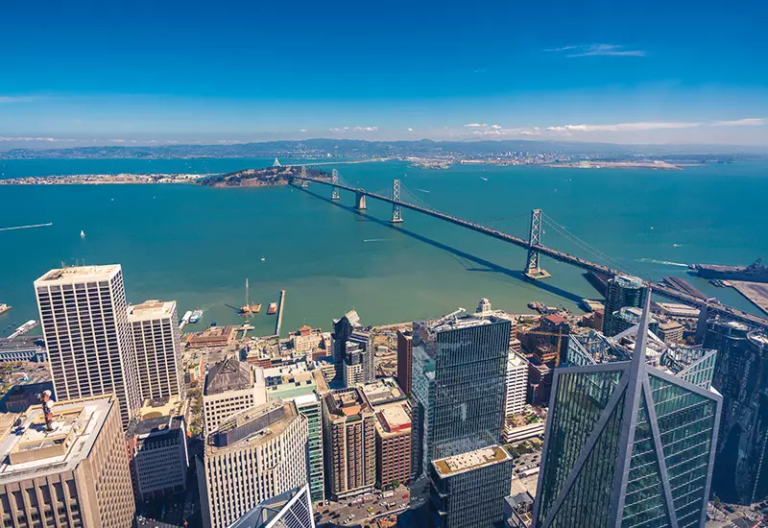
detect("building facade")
(602, 274), (647, 337)
(0, 337), (47, 363)
(374, 402), (412, 489)
(707, 318), (768, 505)
(332, 311), (374, 387)
(229, 484), (315, 528)
(504, 351), (528, 418)
(533, 293), (722, 528)
(34, 265), (141, 426)
(199, 401), (308, 528)
(128, 299), (185, 401)
(203, 357), (267, 433)
(322, 388), (377, 500)
(127, 397), (189, 500)
(0, 395), (135, 528)
(429, 445), (513, 528)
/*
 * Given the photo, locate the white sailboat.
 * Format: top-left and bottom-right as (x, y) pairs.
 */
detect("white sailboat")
(80, 230), (86, 239)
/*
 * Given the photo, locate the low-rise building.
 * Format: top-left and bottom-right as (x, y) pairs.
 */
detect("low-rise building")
(656, 318), (685, 344)
(203, 357), (267, 433)
(0, 395), (135, 527)
(291, 325), (324, 353)
(0, 336), (47, 363)
(199, 401), (308, 528)
(127, 396), (189, 501)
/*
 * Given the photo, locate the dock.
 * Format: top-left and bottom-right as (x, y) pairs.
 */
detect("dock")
(274, 289), (286, 337)
(729, 281), (768, 316)
(662, 276), (707, 300)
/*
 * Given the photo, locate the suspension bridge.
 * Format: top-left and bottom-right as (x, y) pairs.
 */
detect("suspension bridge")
(289, 167), (768, 330)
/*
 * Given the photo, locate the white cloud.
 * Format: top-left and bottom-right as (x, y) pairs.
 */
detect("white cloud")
(407, 127), (414, 132)
(711, 118), (767, 127)
(464, 123), (488, 128)
(299, 128), (308, 133)
(0, 136), (56, 142)
(329, 126), (378, 133)
(546, 44), (646, 58)
(546, 121), (700, 133)
(490, 124), (502, 130)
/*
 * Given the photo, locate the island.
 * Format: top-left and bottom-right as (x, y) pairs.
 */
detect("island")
(198, 166), (331, 188)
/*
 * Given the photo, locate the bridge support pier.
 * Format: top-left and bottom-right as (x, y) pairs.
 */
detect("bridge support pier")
(355, 191), (367, 210)
(331, 169), (340, 200)
(299, 166), (309, 188)
(524, 208), (551, 280)
(390, 179), (403, 223)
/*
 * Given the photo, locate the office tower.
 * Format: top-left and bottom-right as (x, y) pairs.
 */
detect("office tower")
(127, 396), (189, 500)
(332, 310), (360, 380)
(359, 378), (412, 489)
(0, 395), (135, 527)
(707, 318), (768, 505)
(430, 446), (513, 528)
(203, 357), (267, 432)
(229, 484), (315, 528)
(265, 364), (325, 503)
(410, 311), (510, 479)
(504, 351), (528, 418)
(397, 329), (413, 393)
(198, 401), (309, 528)
(34, 265), (141, 426)
(322, 388), (377, 500)
(128, 299), (185, 401)
(602, 274), (647, 337)
(533, 292), (722, 528)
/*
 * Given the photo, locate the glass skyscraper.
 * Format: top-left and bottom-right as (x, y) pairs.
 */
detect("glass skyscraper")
(603, 275), (647, 337)
(410, 312), (511, 477)
(533, 292), (722, 528)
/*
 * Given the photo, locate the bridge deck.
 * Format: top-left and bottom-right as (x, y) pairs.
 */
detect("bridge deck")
(293, 175), (768, 329)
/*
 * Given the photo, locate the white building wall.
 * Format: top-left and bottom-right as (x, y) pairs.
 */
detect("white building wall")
(505, 351), (528, 418)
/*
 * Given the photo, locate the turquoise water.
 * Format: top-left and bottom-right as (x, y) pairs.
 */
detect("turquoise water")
(1, 158), (767, 337)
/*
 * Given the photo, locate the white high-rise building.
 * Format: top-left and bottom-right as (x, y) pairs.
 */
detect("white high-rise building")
(504, 350), (528, 418)
(203, 357), (267, 433)
(198, 401), (309, 528)
(128, 300), (185, 401)
(34, 265), (141, 426)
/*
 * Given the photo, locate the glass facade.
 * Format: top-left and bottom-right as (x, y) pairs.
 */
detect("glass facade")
(603, 275), (647, 337)
(534, 366), (720, 528)
(410, 315), (510, 476)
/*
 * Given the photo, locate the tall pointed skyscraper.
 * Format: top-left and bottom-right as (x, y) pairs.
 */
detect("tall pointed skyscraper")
(532, 289), (722, 528)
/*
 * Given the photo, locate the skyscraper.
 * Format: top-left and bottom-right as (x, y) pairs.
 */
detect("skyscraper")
(332, 310), (375, 387)
(229, 484), (315, 528)
(202, 357), (267, 433)
(533, 291), (722, 528)
(0, 395), (136, 528)
(322, 387), (377, 500)
(198, 401), (309, 528)
(410, 311), (510, 477)
(707, 318), (768, 505)
(128, 299), (185, 401)
(397, 329), (413, 393)
(504, 351), (528, 418)
(603, 274), (647, 337)
(34, 265), (141, 426)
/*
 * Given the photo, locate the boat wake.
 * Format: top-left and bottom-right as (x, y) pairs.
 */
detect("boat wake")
(639, 258), (688, 267)
(364, 238), (392, 243)
(417, 189), (431, 193)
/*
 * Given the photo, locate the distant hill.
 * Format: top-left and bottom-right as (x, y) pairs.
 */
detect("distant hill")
(1, 138), (764, 160)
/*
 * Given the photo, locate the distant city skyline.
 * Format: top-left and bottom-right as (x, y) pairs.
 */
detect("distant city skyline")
(2, 0), (767, 146)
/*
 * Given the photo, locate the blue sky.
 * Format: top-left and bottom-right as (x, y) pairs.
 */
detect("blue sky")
(1, 0), (767, 146)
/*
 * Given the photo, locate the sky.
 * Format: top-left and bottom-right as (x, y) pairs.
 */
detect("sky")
(1, 0), (768, 147)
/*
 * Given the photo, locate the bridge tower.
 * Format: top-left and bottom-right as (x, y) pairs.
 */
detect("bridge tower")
(299, 166), (308, 188)
(331, 169), (341, 200)
(524, 209), (551, 280)
(355, 190), (367, 211)
(390, 179), (403, 223)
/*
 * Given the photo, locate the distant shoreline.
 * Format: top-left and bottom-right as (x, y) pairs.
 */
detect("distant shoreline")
(0, 173), (210, 185)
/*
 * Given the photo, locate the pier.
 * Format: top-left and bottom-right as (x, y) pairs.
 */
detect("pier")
(274, 289), (287, 336)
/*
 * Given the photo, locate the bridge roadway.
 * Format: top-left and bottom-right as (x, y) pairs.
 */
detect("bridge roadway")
(293, 175), (768, 330)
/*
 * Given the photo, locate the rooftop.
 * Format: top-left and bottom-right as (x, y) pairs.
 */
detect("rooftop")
(612, 275), (645, 289)
(128, 396), (186, 437)
(127, 300), (177, 321)
(204, 357), (257, 396)
(207, 401), (298, 454)
(0, 396), (114, 484)
(375, 403), (411, 435)
(34, 265), (121, 285)
(360, 377), (406, 407)
(749, 332), (768, 347)
(427, 311), (502, 334)
(432, 445), (510, 478)
(325, 388), (371, 419)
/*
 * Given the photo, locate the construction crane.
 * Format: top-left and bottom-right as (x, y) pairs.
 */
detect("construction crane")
(521, 330), (568, 367)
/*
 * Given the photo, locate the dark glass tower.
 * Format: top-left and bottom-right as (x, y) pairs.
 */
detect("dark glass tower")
(410, 312), (511, 477)
(603, 275), (647, 337)
(533, 291), (722, 528)
(707, 318), (768, 505)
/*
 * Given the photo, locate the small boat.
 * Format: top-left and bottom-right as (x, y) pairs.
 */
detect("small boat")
(181, 311), (192, 324)
(80, 230), (86, 238)
(261, 257), (266, 262)
(189, 310), (203, 323)
(268, 302), (278, 315)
